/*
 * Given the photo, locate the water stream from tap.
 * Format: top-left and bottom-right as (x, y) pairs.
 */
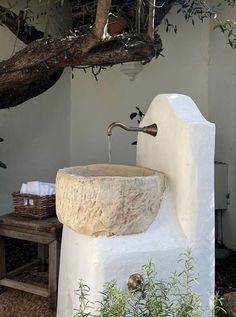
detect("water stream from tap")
(108, 135), (112, 163)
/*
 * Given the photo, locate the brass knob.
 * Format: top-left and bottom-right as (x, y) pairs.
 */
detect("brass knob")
(127, 273), (144, 292)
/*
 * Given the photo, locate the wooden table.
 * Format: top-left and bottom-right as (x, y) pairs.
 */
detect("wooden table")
(0, 213), (62, 310)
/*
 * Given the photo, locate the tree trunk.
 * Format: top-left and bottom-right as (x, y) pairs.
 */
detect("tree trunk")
(0, 0), (175, 109)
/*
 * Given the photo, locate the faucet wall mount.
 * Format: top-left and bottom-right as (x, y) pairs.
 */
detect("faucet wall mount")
(107, 122), (158, 137)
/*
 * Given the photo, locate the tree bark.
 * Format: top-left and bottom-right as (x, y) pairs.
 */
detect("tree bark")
(1, 0), (112, 84)
(148, 0), (156, 39)
(0, 0), (175, 109)
(0, 0), (112, 109)
(0, 33), (159, 88)
(0, 69), (63, 109)
(0, 5), (44, 44)
(0, 4), (64, 109)
(0, 33), (162, 109)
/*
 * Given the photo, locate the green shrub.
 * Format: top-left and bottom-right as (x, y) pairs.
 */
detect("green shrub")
(73, 250), (225, 317)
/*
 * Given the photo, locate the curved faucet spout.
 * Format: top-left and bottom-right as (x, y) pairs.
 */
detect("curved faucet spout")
(107, 122), (158, 137)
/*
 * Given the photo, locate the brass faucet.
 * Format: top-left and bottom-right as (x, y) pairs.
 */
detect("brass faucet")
(107, 122), (158, 137)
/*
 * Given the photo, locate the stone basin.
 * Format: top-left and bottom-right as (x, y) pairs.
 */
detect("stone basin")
(56, 164), (166, 236)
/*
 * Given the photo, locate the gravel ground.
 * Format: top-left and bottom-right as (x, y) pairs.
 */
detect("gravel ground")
(216, 248), (236, 294)
(0, 289), (56, 317)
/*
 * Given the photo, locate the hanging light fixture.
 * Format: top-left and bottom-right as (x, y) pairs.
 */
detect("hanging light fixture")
(120, 62), (143, 81)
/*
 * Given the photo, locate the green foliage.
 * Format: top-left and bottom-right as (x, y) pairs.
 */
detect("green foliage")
(130, 106), (145, 145)
(73, 250), (222, 317)
(175, 0), (236, 49)
(213, 19), (236, 48)
(0, 161), (6, 168)
(74, 281), (93, 317)
(0, 137), (6, 169)
(98, 281), (131, 317)
(130, 107), (145, 124)
(213, 293), (227, 317)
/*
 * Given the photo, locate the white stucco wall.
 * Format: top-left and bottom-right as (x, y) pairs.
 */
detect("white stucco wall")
(70, 9), (209, 166)
(0, 26), (71, 213)
(0, 3), (235, 250)
(69, 7), (236, 250)
(208, 5), (236, 250)
(57, 94), (215, 317)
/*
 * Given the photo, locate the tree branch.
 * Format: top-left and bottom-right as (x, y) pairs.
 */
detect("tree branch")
(0, 69), (63, 109)
(78, 0), (111, 55)
(0, 33), (160, 89)
(0, 5), (44, 44)
(148, 0), (156, 39)
(94, 0), (111, 39)
(0, 5), (63, 110)
(155, 0), (176, 26)
(0, 0), (113, 109)
(77, 34), (161, 66)
(0, 33), (162, 109)
(0, 0), (172, 109)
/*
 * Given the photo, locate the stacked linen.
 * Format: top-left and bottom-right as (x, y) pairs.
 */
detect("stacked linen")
(20, 181), (56, 196)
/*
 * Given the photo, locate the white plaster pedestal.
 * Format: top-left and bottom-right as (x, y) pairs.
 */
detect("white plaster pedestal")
(57, 94), (215, 317)
(57, 194), (188, 317)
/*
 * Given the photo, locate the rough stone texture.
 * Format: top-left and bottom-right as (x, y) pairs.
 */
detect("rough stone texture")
(56, 164), (166, 236)
(224, 292), (236, 317)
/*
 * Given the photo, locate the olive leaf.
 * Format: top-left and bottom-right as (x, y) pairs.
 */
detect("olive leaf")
(0, 161), (7, 168)
(130, 106), (145, 145)
(0, 137), (6, 168)
(130, 112), (137, 120)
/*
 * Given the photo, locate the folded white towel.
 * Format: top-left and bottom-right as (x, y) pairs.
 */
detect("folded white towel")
(40, 184), (49, 196)
(20, 183), (28, 194)
(26, 181), (40, 195)
(49, 184), (56, 195)
(20, 181), (56, 196)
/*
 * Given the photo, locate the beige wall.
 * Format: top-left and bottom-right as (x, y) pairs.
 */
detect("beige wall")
(208, 5), (236, 249)
(0, 27), (71, 213)
(70, 10), (209, 167)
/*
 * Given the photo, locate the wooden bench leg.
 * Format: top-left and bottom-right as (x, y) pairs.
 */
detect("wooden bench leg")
(49, 240), (58, 311)
(0, 237), (6, 279)
(38, 243), (47, 272)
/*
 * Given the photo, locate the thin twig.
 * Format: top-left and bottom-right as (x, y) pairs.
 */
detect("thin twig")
(148, 0), (156, 39)
(136, 0), (142, 33)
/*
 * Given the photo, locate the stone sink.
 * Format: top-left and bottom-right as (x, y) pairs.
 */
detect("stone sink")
(56, 164), (166, 236)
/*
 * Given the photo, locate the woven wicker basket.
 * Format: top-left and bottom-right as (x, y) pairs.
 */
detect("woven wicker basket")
(12, 192), (56, 219)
